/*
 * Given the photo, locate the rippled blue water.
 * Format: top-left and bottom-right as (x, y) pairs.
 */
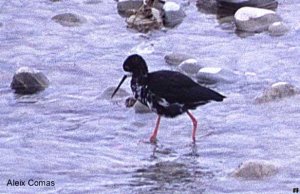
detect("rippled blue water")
(0, 0), (300, 193)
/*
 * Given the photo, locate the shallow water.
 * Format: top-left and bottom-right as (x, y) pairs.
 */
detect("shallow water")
(0, 0), (300, 193)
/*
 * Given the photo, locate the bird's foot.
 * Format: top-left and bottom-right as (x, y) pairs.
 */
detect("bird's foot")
(192, 136), (196, 143)
(138, 137), (158, 144)
(150, 136), (158, 144)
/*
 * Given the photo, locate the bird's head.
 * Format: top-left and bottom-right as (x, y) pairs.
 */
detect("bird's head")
(111, 54), (148, 98)
(123, 54), (148, 76)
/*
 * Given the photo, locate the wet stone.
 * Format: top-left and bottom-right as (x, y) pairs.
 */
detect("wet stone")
(101, 86), (130, 100)
(52, 13), (87, 27)
(178, 59), (202, 75)
(162, 1), (185, 28)
(117, 0), (165, 17)
(255, 82), (298, 104)
(196, 0), (218, 14)
(125, 97), (137, 107)
(233, 160), (279, 179)
(11, 67), (49, 95)
(117, 0), (143, 17)
(196, 67), (239, 84)
(217, 0), (278, 18)
(164, 53), (194, 66)
(234, 7), (281, 33)
(268, 22), (289, 36)
(134, 101), (151, 113)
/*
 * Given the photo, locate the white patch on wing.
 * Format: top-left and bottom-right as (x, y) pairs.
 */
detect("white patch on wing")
(146, 101), (153, 108)
(158, 98), (170, 107)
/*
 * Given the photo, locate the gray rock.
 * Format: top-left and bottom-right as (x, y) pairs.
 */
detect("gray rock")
(255, 82), (298, 103)
(162, 1), (185, 28)
(11, 67), (49, 95)
(0, 22), (3, 27)
(196, 67), (239, 84)
(268, 22), (289, 36)
(101, 86), (130, 100)
(217, 0), (278, 18)
(117, 0), (165, 17)
(126, 8), (163, 33)
(117, 0), (143, 17)
(234, 7), (281, 33)
(164, 53), (194, 66)
(233, 160), (278, 179)
(196, 0), (218, 14)
(178, 59), (202, 75)
(134, 101), (151, 113)
(52, 13), (87, 27)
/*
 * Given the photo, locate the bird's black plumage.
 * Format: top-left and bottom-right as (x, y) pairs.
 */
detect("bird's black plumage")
(111, 54), (225, 143)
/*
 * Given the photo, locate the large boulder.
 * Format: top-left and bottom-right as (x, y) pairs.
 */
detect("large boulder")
(255, 82), (298, 103)
(162, 1), (185, 28)
(234, 7), (281, 33)
(11, 67), (49, 95)
(233, 160), (278, 179)
(52, 13), (87, 27)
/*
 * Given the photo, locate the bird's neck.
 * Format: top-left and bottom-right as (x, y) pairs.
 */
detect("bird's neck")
(132, 73), (148, 85)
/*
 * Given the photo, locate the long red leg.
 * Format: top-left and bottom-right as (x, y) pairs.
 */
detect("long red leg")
(150, 115), (161, 143)
(187, 111), (197, 142)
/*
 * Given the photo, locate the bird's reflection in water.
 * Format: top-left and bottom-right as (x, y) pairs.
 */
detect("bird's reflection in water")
(130, 141), (214, 193)
(150, 141), (199, 159)
(150, 142), (175, 160)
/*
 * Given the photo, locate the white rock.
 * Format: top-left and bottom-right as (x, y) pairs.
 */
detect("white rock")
(268, 22), (289, 36)
(163, 1), (180, 11)
(178, 59), (202, 75)
(164, 53), (194, 66)
(16, 66), (39, 74)
(255, 82), (298, 103)
(234, 7), (281, 32)
(233, 160), (278, 179)
(196, 67), (239, 84)
(101, 86), (130, 100)
(163, 2), (185, 28)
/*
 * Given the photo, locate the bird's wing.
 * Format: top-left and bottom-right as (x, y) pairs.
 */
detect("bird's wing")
(147, 71), (224, 104)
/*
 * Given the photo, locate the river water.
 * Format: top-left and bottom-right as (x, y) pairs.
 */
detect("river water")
(0, 0), (300, 193)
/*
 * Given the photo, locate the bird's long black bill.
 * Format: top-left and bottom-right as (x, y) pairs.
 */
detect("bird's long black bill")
(111, 75), (127, 98)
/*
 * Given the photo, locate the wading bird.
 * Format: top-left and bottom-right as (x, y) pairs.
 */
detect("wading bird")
(112, 54), (225, 143)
